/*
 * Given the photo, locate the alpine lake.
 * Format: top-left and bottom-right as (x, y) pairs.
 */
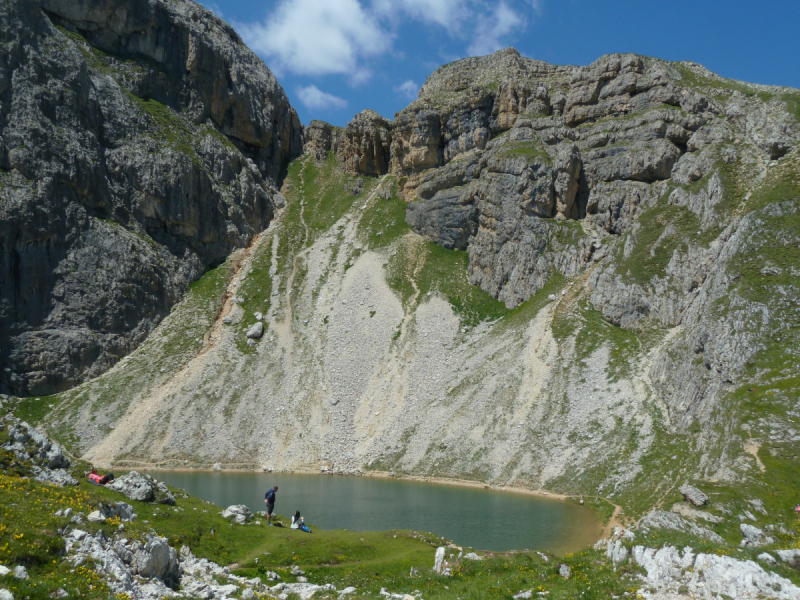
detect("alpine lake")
(149, 470), (602, 554)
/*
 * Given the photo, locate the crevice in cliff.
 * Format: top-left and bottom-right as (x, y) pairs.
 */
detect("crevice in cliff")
(2, 0), (303, 395)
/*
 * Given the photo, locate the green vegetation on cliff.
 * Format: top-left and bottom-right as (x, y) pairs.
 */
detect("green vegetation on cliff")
(39, 259), (233, 451)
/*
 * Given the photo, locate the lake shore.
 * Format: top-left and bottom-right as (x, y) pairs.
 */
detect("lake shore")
(119, 463), (573, 500)
(146, 467), (604, 554)
(115, 464), (612, 548)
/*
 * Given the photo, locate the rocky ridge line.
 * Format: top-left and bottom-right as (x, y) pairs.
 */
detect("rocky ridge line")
(310, 49), (798, 307)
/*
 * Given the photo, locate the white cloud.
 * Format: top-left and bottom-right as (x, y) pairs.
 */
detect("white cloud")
(236, 0), (537, 85)
(394, 79), (419, 99)
(296, 85), (348, 110)
(348, 68), (373, 86)
(374, 0), (469, 33)
(238, 0), (392, 77)
(468, 2), (526, 56)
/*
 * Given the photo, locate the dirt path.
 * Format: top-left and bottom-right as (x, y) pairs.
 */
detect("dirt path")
(396, 235), (426, 344)
(603, 502), (625, 538)
(298, 160), (311, 243)
(199, 230), (268, 357)
(86, 205), (277, 466)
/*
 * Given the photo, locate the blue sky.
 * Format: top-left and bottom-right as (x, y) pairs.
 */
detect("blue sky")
(200, 0), (800, 127)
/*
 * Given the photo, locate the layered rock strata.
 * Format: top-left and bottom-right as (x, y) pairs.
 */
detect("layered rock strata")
(299, 47), (800, 459)
(319, 49), (797, 310)
(9, 22), (798, 509)
(0, 0), (302, 395)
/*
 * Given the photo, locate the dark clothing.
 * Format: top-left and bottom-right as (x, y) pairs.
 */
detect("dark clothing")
(265, 488), (276, 515)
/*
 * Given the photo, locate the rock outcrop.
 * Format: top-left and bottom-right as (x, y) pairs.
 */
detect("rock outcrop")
(87, 501), (137, 522)
(0, 0), (302, 396)
(107, 471), (175, 505)
(303, 120), (342, 161)
(679, 483), (709, 507)
(221, 504), (252, 524)
(637, 510), (724, 544)
(63, 531), (271, 598)
(595, 527), (800, 599)
(338, 110), (393, 177)
(302, 110), (392, 177)
(313, 49), (797, 315)
(740, 523), (776, 547)
(633, 545), (800, 599)
(131, 536), (180, 588)
(1, 414), (76, 485)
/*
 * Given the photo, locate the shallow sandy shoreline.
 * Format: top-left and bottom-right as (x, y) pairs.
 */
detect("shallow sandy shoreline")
(123, 464), (572, 500)
(362, 470), (574, 500)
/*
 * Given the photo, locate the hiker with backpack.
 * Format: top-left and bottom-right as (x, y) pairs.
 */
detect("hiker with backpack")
(264, 485), (278, 525)
(291, 510), (311, 533)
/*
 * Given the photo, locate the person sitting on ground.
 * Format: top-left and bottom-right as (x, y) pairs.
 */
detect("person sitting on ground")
(291, 510), (311, 533)
(87, 468), (115, 485)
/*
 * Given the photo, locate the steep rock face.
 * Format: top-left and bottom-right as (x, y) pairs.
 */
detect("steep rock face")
(338, 109), (392, 177)
(325, 50), (797, 314)
(0, 0), (302, 395)
(303, 48), (800, 458)
(303, 112), (392, 177)
(393, 52), (713, 307)
(390, 108), (444, 178)
(405, 185), (478, 251)
(303, 120), (341, 161)
(39, 0), (301, 181)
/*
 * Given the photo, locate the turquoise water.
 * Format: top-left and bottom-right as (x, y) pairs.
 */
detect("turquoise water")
(151, 471), (601, 553)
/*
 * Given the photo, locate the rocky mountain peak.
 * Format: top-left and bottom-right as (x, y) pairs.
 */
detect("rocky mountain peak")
(419, 47), (564, 98)
(0, 0), (302, 395)
(39, 0), (301, 179)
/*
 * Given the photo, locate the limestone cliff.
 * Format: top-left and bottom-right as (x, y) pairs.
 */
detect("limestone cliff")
(9, 24), (800, 514)
(301, 51), (800, 487)
(0, 0), (302, 396)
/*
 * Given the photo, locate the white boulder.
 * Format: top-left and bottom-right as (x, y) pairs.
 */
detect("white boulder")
(246, 322), (264, 339)
(131, 536), (180, 587)
(740, 523), (776, 547)
(221, 504), (252, 525)
(678, 483), (709, 506)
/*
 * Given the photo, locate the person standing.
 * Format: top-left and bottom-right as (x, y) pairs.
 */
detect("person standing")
(265, 485), (278, 525)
